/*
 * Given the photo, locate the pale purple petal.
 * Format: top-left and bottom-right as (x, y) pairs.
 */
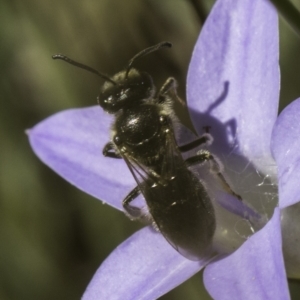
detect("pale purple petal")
(281, 202), (300, 279)
(82, 227), (209, 300)
(271, 99), (300, 277)
(203, 208), (290, 300)
(271, 98), (300, 208)
(28, 106), (135, 210)
(187, 0), (279, 166)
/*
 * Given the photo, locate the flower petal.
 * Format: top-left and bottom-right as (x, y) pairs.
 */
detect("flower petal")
(82, 226), (208, 300)
(271, 98), (300, 208)
(28, 106), (135, 210)
(187, 0), (279, 167)
(203, 208), (289, 300)
(271, 99), (300, 278)
(281, 202), (300, 279)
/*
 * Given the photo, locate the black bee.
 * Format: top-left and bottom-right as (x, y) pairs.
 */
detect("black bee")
(53, 42), (240, 260)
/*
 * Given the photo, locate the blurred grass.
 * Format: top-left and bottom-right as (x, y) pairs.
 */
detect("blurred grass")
(0, 0), (300, 299)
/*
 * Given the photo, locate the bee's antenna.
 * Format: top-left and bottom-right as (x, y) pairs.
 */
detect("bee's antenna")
(52, 54), (117, 85)
(125, 42), (172, 78)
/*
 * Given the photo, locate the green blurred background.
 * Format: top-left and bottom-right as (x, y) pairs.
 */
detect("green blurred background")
(1, 0), (300, 299)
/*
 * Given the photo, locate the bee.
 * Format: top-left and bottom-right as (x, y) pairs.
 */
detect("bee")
(53, 42), (240, 260)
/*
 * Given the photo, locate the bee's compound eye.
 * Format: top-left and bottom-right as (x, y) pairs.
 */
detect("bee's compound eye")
(113, 135), (122, 145)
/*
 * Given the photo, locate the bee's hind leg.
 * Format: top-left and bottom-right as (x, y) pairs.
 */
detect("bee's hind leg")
(185, 150), (242, 201)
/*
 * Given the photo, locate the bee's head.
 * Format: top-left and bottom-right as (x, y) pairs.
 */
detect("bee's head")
(98, 68), (154, 113)
(52, 42), (171, 114)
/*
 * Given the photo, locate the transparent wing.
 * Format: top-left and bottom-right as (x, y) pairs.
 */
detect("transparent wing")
(159, 127), (182, 181)
(122, 127), (183, 188)
(121, 131), (215, 261)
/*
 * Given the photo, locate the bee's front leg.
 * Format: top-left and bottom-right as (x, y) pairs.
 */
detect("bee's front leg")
(157, 77), (185, 106)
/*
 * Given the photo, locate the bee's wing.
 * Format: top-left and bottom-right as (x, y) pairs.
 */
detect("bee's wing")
(121, 133), (214, 261)
(121, 154), (187, 256)
(159, 128), (183, 181)
(122, 127), (183, 187)
(121, 153), (158, 190)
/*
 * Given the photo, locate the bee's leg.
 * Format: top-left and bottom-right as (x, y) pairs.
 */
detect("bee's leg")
(122, 186), (144, 219)
(179, 133), (213, 152)
(185, 150), (242, 201)
(102, 142), (122, 159)
(157, 77), (185, 106)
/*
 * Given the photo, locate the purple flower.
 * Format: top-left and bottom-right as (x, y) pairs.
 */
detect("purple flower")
(27, 0), (300, 299)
